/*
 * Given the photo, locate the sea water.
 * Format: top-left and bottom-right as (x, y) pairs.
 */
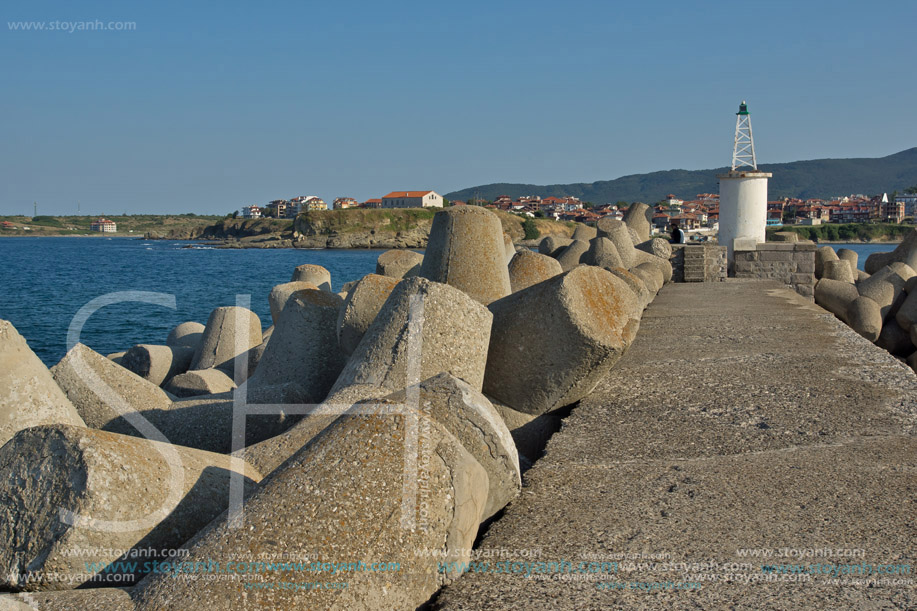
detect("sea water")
(0, 237), (387, 366)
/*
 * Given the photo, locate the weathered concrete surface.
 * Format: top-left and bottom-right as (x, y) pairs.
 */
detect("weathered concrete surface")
(290, 263), (332, 291)
(508, 250), (563, 293)
(484, 266), (641, 415)
(330, 277), (493, 398)
(52, 343), (173, 430)
(622, 202), (652, 242)
(376, 249), (424, 279)
(244, 289), (345, 404)
(103, 392), (294, 454)
(555, 239), (590, 272)
(0, 320), (85, 447)
(337, 274), (400, 356)
(420, 206), (512, 305)
(166, 321), (205, 350)
(0, 425), (260, 591)
(538, 236), (573, 258)
(164, 367), (237, 398)
(132, 406), (489, 610)
(1, 588), (133, 610)
(191, 306), (263, 376)
(268, 281), (320, 324)
(384, 373), (520, 520)
(584, 237), (624, 270)
(435, 281), (917, 610)
(121, 344), (194, 387)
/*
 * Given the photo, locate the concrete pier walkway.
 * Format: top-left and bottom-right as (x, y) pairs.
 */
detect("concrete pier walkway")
(435, 281), (916, 610)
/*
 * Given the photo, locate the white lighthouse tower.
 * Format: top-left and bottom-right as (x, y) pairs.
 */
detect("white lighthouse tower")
(717, 101), (772, 269)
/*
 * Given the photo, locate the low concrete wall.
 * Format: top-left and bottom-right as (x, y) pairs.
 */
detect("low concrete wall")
(670, 244), (727, 283)
(733, 241), (816, 299)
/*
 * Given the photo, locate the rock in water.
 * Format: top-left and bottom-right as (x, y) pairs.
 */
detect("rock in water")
(51, 343), (173, 430)
(375, 249), (424, 279)
(554, 239), (591, 272)
(166, 321), (205, 350)
(290, 263), (332, 291)
(622, 202), (652, 242)
(243, 289), (345, 404)
(121, 344), (194, 387)
(131, 406), (488, 610)
(508, 250), (563, 293)
(0, 320), (85, 447)
(329, 277), (493, 398)
(420, 206), (511, 305)
(268, 281), (319, 324)
(337, 274), (400, 357)
(0, 424), (260, 591)
(191, 306), (263, 374)
(484, 266), (641, 415)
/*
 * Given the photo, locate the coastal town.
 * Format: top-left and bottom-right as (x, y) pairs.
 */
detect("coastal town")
(234, 190), (917, 234)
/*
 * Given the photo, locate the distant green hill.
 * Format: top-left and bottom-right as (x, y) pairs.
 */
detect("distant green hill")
(445, 148), (917, 204)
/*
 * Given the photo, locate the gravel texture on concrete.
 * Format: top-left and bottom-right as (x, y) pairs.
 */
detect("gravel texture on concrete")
(434, 280), (917, 611)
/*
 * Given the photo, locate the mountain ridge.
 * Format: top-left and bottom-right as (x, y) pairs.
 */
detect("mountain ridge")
(445, 147), (917, 204)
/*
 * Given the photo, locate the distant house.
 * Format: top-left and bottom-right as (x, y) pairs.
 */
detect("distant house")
(364, 198), (383, 209)
(896, 194), (917, 217)
(670, 214), (699, 230)
(264, 200), (288, 218)
(333, 197), (358, 210)
(304, 196), (327, 212)
(381, 191), (443, 209)
(241, 205), (262, 219)
(91, 218), (117, 233)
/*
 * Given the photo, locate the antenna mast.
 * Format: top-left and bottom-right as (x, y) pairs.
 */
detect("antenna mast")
(731, 101), (757, 170)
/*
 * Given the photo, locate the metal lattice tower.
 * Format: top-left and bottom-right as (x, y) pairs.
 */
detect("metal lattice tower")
(731, 100), (757, 170)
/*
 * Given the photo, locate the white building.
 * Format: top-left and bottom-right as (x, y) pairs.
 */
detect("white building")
(91, 218), (117, 232)
(241, 205), (262, 219)
(381, 191), (443, 209)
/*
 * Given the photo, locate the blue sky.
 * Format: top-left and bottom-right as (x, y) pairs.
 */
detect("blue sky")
(1, 0), (914, 215)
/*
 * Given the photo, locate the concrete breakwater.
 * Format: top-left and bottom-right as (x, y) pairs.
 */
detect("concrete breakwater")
(1, 205), (672, 609)
(812, 228), (917, 372)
